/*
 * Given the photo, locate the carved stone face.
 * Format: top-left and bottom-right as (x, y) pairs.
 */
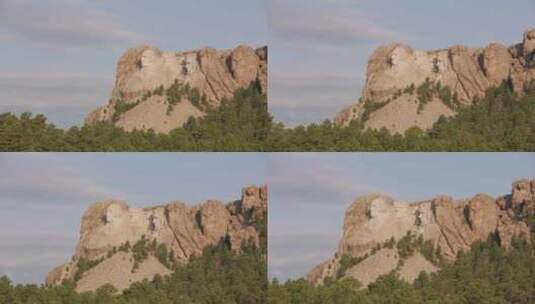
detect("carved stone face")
(523, 30), (535, 59)
(140, 48), (163, 68)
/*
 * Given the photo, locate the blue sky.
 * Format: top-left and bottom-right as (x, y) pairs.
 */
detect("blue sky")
(269, 0), (535, 126)
(268, 153), (535, 281)
(0, 0), (267, 127)
(2, 153), (534, 284)
(0, 153), (266, 284)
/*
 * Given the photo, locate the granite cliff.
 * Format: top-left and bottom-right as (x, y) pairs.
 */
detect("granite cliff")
(85, 45), (267, 134)
(336, 29), (535, 134)
(46, 185), (267, 292)
(307, 180), (534, 287)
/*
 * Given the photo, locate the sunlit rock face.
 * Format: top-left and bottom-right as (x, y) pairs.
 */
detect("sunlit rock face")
(85, 45), (267, 134)
(46, 185), (267, 292)
(307, 180), (533, 286)
(336, 29), (535, 134)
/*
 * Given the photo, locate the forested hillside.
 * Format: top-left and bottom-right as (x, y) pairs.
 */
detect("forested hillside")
(268, 235), (535, 304)
(268, 82), (535, 151)
(1, 83), (534, 151)
(0, 241), (267, 304)
(0, 84), (270, 152)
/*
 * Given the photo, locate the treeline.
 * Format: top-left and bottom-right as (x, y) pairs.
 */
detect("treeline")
(1, 83), (534, 151)
(0, 242), (267, 304)
(0, 83), (270, 152)
(268, 236), (535, 304)
(268, 83), (535, 151)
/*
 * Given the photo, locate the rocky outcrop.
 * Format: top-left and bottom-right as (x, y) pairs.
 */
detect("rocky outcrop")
(307, 180), (533, 286)
(46, 185), (267, 291)
(85, 45), (267, 133)
(336, 29), (535, 134)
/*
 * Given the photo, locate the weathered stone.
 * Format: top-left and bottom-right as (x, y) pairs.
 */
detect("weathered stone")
(46, 185), (267, 291)
(85, 45), (267, 133)
(336, 30), (535, 133)
(308, 180), (533, 286)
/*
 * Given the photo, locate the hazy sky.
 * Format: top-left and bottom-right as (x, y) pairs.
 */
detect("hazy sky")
(269, 0), (535, 126)
(0, 153), (266, 284)
(0, 0), (267, 127)
(268, 153), (535, 282)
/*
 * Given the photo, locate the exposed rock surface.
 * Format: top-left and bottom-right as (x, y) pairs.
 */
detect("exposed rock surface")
(85, 45), (267, 133)
(307, 180), (533, 286)
(76, 252), (171, 293)
(46, 185), (267, 292)
(336, 29), (535, 133)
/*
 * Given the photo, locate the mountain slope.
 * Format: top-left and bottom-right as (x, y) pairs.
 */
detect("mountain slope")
(336, 29), (535, 134)
(86, 45), (267, 134)
(307, 179), (534, 287)
(46, 185), (267, 292)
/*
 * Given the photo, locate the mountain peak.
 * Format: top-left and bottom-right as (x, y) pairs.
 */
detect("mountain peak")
(307, 180), (533, 286)
(336, 30), (535, 134)
(46, 185), (267, 292)
(85, 44), (267, 133)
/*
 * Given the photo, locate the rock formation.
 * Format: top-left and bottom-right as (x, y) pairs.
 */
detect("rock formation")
(46, 185), (267, 292)
(307, 180), (534, 286)
(336, 29), (535, 134)
(85, 45), (267, 133)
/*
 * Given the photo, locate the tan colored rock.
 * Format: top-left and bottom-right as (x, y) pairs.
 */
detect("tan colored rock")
(336, 30), (535, 133)
(465, 194), (500, 240)
(496, 214), (531, 250)
(523, 29), (535, 60)
(344, 248), (399, 287)
(511, 179), (535, 210)
(363, 95), (454, 134)
(230, 46), (262, 88)
(85, 45), (267, 133)
(76, 252), (172, 293)
(430, 196), (473, 257)
(308, 180), (533, 286)
(115, 95), (204, 133)
(198, 200), (231, 244)
(483, 43), (513, 87)
(398, 252), (439, 283)
(46, 185), (267, 291)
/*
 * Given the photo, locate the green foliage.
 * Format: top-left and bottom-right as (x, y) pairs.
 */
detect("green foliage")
(112, 99), (139, 122)
(395, 232), (443, 266)
(0, 242), (267, 304)
(129, 237), (174, 272)
(131, 236), (150, 272)
(0, 83), (270, 151)
(1, 82), (534, 151)
(397, 231), (417, 260)
(155, 244), (170, 268)
(267, 83), (535, 151)
(74, 257), (105, 282)
(361, 99), (390, 121)
(118, 241), (131, 253)
(336, 237), (399, 279)
(269, 237), (535, 304)
(165, 80), (208, 114)
(336, 254), (368, 279)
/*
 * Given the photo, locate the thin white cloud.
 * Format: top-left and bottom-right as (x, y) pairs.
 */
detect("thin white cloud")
(269, 0), (396, 50)
(0, 0), (140, 49)
(0, 233), (74, 284)
(268, 154), (376, 206)
(268, 233), (339, 281)
(0, 154), (116, 207)
(0, 75), (111, 108)
(0, 74), (112, 126)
